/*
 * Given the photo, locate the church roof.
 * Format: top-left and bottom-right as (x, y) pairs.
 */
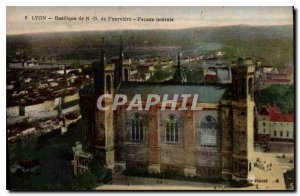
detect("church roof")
(270, 113), (294, 122)
(118, 82), (227, 103)
(80, 82), (229, 104)
(258, 105), (293, 122)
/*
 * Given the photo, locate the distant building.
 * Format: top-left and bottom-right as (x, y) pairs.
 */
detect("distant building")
(256, 105), (294, 152)
(203, 62), (232, 83)
(256, 66), (293, 87)
(9, 58), (39, 69)
(6, 105), (19, 117)
(131, 72), (151, 82)
(204, 73), (219, 83)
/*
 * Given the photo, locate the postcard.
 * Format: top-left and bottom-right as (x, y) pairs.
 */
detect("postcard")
(6, 6), (294, 191)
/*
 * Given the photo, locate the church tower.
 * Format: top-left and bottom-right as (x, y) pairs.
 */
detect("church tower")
(230, 57), (255, 183)
(92, 37), (115, 170)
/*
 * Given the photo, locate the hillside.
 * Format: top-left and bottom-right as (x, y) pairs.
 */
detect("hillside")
(7, 25), (293, 66)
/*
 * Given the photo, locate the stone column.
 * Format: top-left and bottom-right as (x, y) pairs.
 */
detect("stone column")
(219, 101), (233, 180)
(183, 110), (197, 177)
(148, 105), (161, 174)
(231, 100), (249, 181)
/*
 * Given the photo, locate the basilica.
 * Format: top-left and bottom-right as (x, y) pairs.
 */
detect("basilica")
(79, 37), (256, 182)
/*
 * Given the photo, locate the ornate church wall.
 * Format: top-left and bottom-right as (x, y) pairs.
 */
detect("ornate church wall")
(123, 108), (149, 170)
(195, 109), (222, 179)
(159, 110), (185, 174)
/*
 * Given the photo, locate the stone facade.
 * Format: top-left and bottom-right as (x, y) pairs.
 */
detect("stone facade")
(256, 106), (294, 144)
(255, 105), (294, 153)
(79, 38), (255, 183)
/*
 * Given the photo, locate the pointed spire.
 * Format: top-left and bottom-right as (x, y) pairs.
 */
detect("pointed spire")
(120, 35), (123, 49)
(114, 35), (124, 90)
(172, 52), (187, 84)
(177, 52), (181, 67)
(101, 37), (104, 55)
(100, 37), (106, 65)
(92, 36), (106, 94)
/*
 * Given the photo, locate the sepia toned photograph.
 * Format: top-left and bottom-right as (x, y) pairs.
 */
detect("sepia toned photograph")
(6, 6), (294, 191)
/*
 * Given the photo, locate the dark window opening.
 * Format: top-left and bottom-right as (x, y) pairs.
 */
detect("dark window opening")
(131, 113), (144, 141)
(124, 68), (129, 82)
(106, 75), (112, 94)
(165, 115), (179, 143)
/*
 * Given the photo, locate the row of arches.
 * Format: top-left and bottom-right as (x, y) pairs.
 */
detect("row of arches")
(129, 113), (218, 145)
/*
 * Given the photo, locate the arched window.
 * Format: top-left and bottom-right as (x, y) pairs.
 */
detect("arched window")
(248, 77), (254, 99)
(130, 113), (144, 141)
(106, 75), (112, 94)
(165, 115), (179, 143)
(200, 115), (218, 146)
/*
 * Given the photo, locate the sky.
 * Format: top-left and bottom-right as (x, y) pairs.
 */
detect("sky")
(7, 6), (293, 35)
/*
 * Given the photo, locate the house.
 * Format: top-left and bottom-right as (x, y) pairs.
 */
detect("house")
(256, 105), (294, 152)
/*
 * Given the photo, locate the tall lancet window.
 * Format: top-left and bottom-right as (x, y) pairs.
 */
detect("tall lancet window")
(200, 115), (218, 146)
(165, 115), (179, 143)
(130, 113), (144, 141)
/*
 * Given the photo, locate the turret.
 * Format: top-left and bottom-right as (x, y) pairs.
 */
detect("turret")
(231, 58), (255, 100)
(230, 57), (255, 184)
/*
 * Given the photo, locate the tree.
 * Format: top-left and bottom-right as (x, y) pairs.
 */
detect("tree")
(88, 155), (111, 183)
(74, 170), (97, 190)
(256, 84), (294, 113)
